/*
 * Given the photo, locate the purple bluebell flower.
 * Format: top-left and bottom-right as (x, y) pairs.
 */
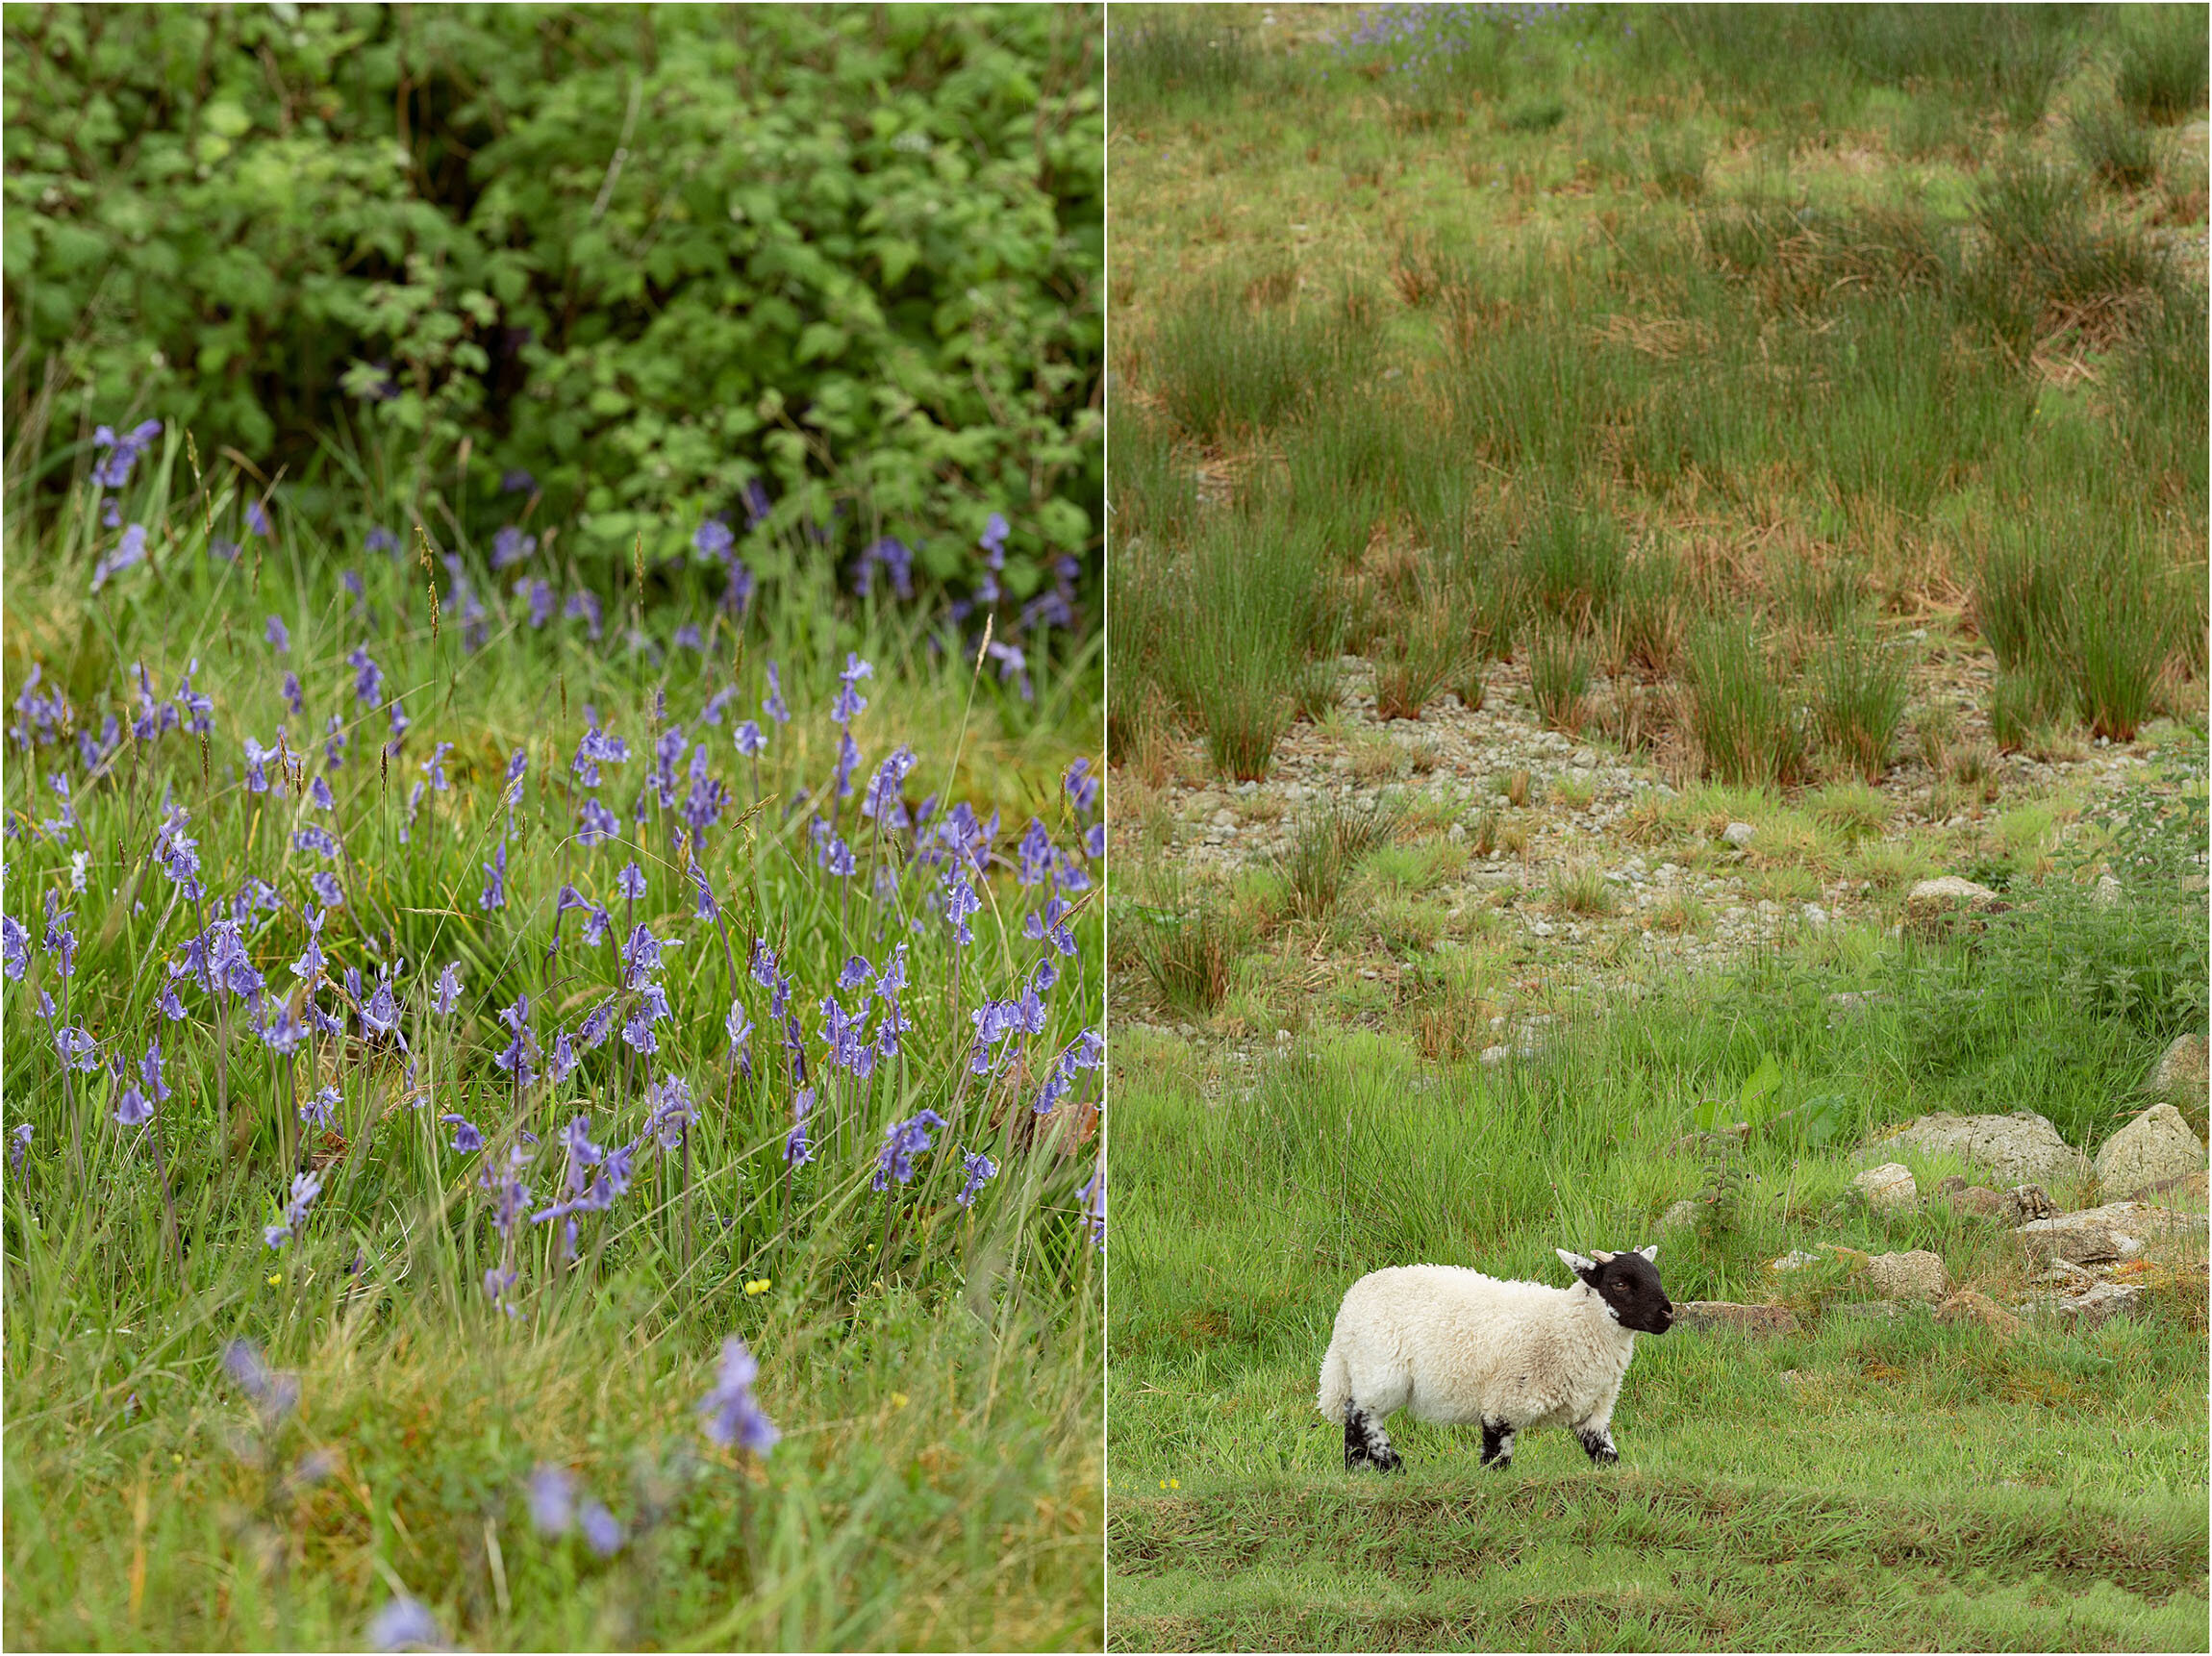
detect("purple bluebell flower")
(761, 664), (790, 725)
(91, 524), (148, 591)
(10, 1122), (29, 1170)
(572, 724), (628, 789)
(724, 1000), (754, 1076)
(565, 589), (605, 640)
(113, 1085), (153, 1128)
(433, 962), (463, 1016)
(223, 1338), (300, 1421)
(516, 576), (557, 628)
(643, 1074), (694, 1151)
(245, 499), (270, 537)
(616, 862), (646, 901)
(698, 1335), (778, 1455)
(501, 468), (537, 495)
(830, 653), (873, 725)
(943, 869), (980, 946)
(365, 1596), (440, 1652)
(580, 1502), (624, 1557)
(264, 1170), (323, 1249)
(261, 999), (309, 1055)
(855, 536), (913, 601)
(101, 496), (121, 529)
(956, 1151), (997, 1208)
(837, 955), (872, 992)
(347, 646), (385, 708)
(980, 512), (1009, 562)
(741, 478), (772, 527)
(491, 525), (537, 569)
(493, 993), (535, 1089)
(1080, 1158), (1105, 1251)
(694, 518), (735, 559)
(311, 870), (345, 908)
(360, 968), (404, 1044)
(733, 719), (766, 758)
(421, 742), (454, 792)
(294, 824), (340, 857)
(53, 1026), (99, 1072)
(578, 797), (618, 846)
(872, 1108), (948, 1192)
(89, 419), (162, 489)
(1, 915), (29, 981)
(280, 671), (304, 717)
(299, 1085), (339, 1128)
(479, 841), (507, 911)
(440, 1114), (482, 1154)
(365, 526), (400, 556)
(527, 1463), (575, 1534)
(690, 865), (720, 921)
(783, 1089), (815, 1167)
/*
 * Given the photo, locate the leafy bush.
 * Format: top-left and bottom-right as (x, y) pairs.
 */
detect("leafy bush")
(2, 5), (1102, 594)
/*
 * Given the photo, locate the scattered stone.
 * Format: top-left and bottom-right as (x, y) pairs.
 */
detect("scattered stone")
(2012, 1200), (2204, 1266)
(1859, 1112), (2090, 1188)
(1479, 1044), (1511, 1066)
(2022, 1281), (2146, 1331)
(1823, 990), (1892, 1024)
(1657, 1199), (1702, 1232)
(1946, 1185), (2012, 1219)
(2007, 1184), (2056, 1221)
(2095, 1103), (2206, 1200)
(1676, 1301), (1795, 1337)
(1934, 1174), (1969, 1194)
(2151, 1034), (2209, 1112)
(1934, 1292), (2024, 1339)
(1902, 876), (2006, 939)
(1853, 1162), (1919, 1213)
(2092, 873), (2124, 908)
(1864, 1249), (1947, 1301)
(1722, 822), (1757, 848)
(1768, 1249), (1822, 1272)
(2033, 1257), (2097, 1289)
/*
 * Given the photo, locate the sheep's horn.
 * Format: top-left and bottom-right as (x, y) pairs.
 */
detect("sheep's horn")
(1591, 1249), (1614, 1263)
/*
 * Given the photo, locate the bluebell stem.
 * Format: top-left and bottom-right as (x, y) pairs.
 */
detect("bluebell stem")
(479, 841), (508, 911)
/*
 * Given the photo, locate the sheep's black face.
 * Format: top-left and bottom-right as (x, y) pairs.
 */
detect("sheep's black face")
(1570, 1248), (1674, 1335)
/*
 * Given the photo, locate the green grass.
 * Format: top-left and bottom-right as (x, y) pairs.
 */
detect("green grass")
(1111, 850), (2210, 1650)
(3, 426), (1104, 1649)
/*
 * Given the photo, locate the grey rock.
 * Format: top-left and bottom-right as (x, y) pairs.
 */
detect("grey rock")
(1853, 1162), (1919, 1213)
(1903, 876), (2005, 938)
(1722, 821), (1757, 848)
(2021, 1281), (2146, 1331)
(2013, 1201), (2205, 1266)
(2152, 1034), (2208, 1111)
(2095, 1103), (2205, 1200)
(1657, 1199), (1702, 1232)
(1864, 1249), (1947, 1301)
(1860, 1112), (2090, 1188)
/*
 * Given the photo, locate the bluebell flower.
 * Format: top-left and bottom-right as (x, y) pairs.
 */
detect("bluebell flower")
(741, 478), (772, 527)
(526, 1464), (575, 1535)
(433, 962), (464, 1016)
(264, 1170), (323, 1249)
(694, 518), (735, 559)
(565, 589), (605, 640)
(501, 468), (537, 495)
(311, 870), (345, 907)
(479, 841), (507, 911)
(441, 1114), (482, 1154)
(365, 1595), (440, 1654)
(955, 1151), (997, 1208)
(783, 1089), (815, 1167)
(761, 664), (790, 725)
(222, 1338), (299, 1420)
(491, 525), (537, 569)
(421, 742), (454, 792)
(979, 512), (1009, 563)
(1, 915), (29, 981)
(698, 1335), (778, 1455)
(365, 526), (400, 556)
(90, 523), (148, 591)
(871, 1108), (948, 1192)
(733, 719), (766, 757)
(89, 419), (162, 489)
(577, 798), (618, 846)
(854, 536), (913, 600)
(244, 499), (270, 537)
(299, 1085), (339, 1128)
(580, 1502), (624, 1558)
(10, 1123), (29, 1170)
(347, 646), (385, 707)
(616, 862), (646, 901)
(282, 672), (305, 717)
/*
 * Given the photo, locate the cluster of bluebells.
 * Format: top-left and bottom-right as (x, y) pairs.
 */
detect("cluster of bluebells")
(1335, 1), (1581, 82)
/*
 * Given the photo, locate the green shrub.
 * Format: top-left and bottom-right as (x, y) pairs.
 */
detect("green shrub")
(2, 6), (1101, 591)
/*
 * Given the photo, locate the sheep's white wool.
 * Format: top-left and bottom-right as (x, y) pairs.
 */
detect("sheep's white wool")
(1319, 1263), (1642, 1458)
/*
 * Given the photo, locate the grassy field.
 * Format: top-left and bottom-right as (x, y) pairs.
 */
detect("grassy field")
(2, 419), (1104, 1648)
(1105, 5), (2209, 1649)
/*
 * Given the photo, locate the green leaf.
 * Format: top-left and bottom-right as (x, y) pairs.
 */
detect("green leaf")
(1737, 1053), (1783, 1119)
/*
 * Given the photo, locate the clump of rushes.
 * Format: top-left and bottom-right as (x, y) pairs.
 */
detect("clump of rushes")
(1810, 626), (1908, 781)
(1275, 792), (1408, 919)
(1131, 891), (1244, 1014)
(1612, 550), (1693, 676)
(1527, 625), (1593, 734)
(1520, 503), (1625, 629)
(2069, 102), (2156, 191)
(1686, 621), (1807, 788)
(1373, 575), (1470, 721)
(1990, 664), (2074, 752)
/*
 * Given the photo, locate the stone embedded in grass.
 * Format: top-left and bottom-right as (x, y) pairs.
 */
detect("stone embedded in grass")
(2013, 1200), (2208, 1266)
(2150, 1033), (2208, 1111)
(1863, 1249), (1947, 1301)
(1901, 875), (2006, 940)
(1853, 1161), (1919, 1213)
(1657, 1198), (1701, 1232)
(2019, 1280), (2147, 1331)
(1934, 1291), (2024, 1339)
(1944, 1184), (2012, 1218)
(2094, 1103), (2206, 1201)
(1858, 1111), (2090, 1189)
(1722, 821), (1757, 848)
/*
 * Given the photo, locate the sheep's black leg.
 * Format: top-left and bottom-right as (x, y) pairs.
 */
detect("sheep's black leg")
(1345, 1403), (1402, 1473)
(1480, 1418), (1515, 1468)
(1574, 1424), (1619, 1466)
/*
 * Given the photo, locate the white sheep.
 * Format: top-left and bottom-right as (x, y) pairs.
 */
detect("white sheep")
(1317, 1244), (1673, 1471)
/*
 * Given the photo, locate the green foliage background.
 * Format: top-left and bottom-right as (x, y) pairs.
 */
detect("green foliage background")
(2, 3), (1103, 594)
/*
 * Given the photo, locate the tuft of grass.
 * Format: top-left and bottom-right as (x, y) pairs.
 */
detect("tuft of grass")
(1810, 781), (1891, 839)
(2117, 9), (2210, 124)
(1527, 626), (1593, 735)
(1276, 793), (1408, 920)
(1613, 550), (1695, 676)
(1111, 12), (1257, 113)
(1546, 864), (1619, 916)
(1132, 890), (1245, 1014)
(1373, 576), (1472, 721)
(2069, 102), (2157, 191)
(1686, 621), (1807, 788)
(1521, 503), (1626, 628)
(1991, 664), (2074, 752)
(1151, 279), (1373, 439)
(1810, 627), (1909, 781)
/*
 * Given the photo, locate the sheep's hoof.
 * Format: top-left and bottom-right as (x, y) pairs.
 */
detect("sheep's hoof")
(1480, 1420), (1515, 1468)
(1576, 1427), (1619, 1466)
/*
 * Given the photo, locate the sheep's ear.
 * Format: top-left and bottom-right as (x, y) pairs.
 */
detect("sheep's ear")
(1556, 1247), (1597, 1277)
(1637, 1243), (1658, 1263)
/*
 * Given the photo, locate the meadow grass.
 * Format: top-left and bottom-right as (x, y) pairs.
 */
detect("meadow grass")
(1110, 857), (2209, 1651)
(3, 426), (1105, 1649)
(1108, 2), (2206, 787)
